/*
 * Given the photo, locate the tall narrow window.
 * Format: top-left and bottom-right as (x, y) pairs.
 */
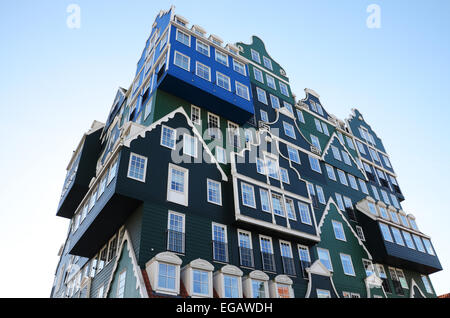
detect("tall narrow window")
(309, 156), (322, 173)
(167, 164), (188, 206)
(207, 179), (222, 205)
(161, 126), (176, 149)
(212, 223), (228, 262)
(191, 106), (201, 125)
(167, 212), (185, 254)
(280, 242), (295, 276)
(332, 220), (346, 241)
(183, 134), (198, 158)
(298, 202), (312, 225)
(117, 270), (127, 298)
(260, 189), (271, 213)
(317, 248), (333, 271)
(238, 230), (254, 268)
(207, 113), (220, 140)
(287, 146), (300, 164)
(340, 254), (355, 276)
(241, 183), (256, 208)
(285, 198), (296, 220)
(283, 122), (296, 139)
(260, 236), (275, 272)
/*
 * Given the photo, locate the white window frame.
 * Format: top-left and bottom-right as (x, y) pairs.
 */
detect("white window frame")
(160, 125), (177, 150)
(317, 248), (333, 272)
(340, 253), (356, 276)
(173, 51), (190, 71)
(195, 61), (211, 81)
(196, 40), (210, 57)
(233, 59), (246, 76)
(332, 220), (347, 242)
(167, 164), (189, 206)
(241, 182), (256, 209)
(207, 179), (222, 206)
(235, 81), (250, 100)
(216, 71), (231, 91)
(215, 49), (229, 67)
(183, 134), (198, 158)
(176, 29), (191, 46)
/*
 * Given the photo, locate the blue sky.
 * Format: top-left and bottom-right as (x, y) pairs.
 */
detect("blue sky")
(0, 0), (449, 297)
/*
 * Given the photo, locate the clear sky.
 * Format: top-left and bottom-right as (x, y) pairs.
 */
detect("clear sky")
(0, 0), (449, 297)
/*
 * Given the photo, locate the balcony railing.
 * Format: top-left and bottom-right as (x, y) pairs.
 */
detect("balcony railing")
(281, 257), (296, 276)
(261, 252), (276, 272)
(213, 241), (228, 263)
(239, 247), (254, 268)
(300, 260), (311, 279)
(167, 230), (185, 254)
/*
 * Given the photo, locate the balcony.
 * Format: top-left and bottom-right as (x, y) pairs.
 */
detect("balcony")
(356, 199), (442, 274)
(57, 126), (103, 219)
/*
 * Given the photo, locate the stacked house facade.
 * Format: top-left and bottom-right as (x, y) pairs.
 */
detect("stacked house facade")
(50, 7), (442, 299)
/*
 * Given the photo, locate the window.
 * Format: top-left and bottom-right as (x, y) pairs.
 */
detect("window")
(309, 156), (322, 173)
(389, 211), (399, 224)
(107, 158), (119, 185)
(421, 275), (433, 294)
(316, 103), (324, 116)
(369, 148), (380, 162)
(390, 195), (400, 209)
(317, 248), (333, 271)
(216, 72), (231, 91)
(326, 164), (336, 181)
(256, 158), (265, 175)
(311, 135), (321, 152)
(280, 242), (295, 275)
(228, 121), (240, 148)
(316, 185), (326, 204)
(359, 179), (369, 194)
(88, 189), (97, 212)
(238, 230), (254, 267)
(161, 125), (176, 149)
(399, 214), (410, 228)
(298, 245), (311, 263)
(413, 235), (426, 253)
(195, 62), (211, 81)
(298, 202), (312, 225)
(271, 194), (285, 217)
(357, 141), (366, 154)
(317, 289), (331, 298)
(236, 82), (250, 100)
(158, 263), (177, 291)
(283, 102), (294, 114)
(245, 129), (253, 144)
(167, 212), (185, 253)
(167, 164), (188, 206)
(216, 146), (227, 164)
(380, 223), (393, 242)
(297, 110), (305, 123)
(174, 51), (190, 71)
(371, 185), (380, 201)
(252, 280), (266, 298)
(379, 207), (389, 219)
(256, 87), (268, 104)
(322, 123), (330, 136)
(212, 223), (228, 262)
(254, 68), (264, 83)
(287, 146), (300, 164)
(337, 170), (348, 186)
(335, 193), (345, 211)
(340, 254), (355, 276)
(402, 231), (416, 250)
(332, 220), (346, 241)
(409, 218), (419, 231)
(266, 75), (276, 89)
(176, 29), (190, 46)
(266, 157), (280, 179)
(224, 275), (239, 298)
(196, 40), (209, 56)
(381, 190), (390, 205)
(382, 155), (392, 168)
(422, 238), (435, 256)
(241, 183), (256, 208)
(251, 49), (261, 63)
(342, 151), (352, 165)
(193, 270), (209, 296)
(263, 56), (273, 70)
(207, 179), (222, 205)
(183, 134), (198, 158)
(233, 60), (246, 75)
(368, 202), (377, 215)
(207, 113), (220, 140)
(346, 136), (355, 150)
(279, 82), (289, 97)
(280, 168), (290, 184)
(117, 270), (127, 298)
(314, 119), (323, 133)
(356, 226), (366, 241)
(331, 146), (342, 161)
(283, 122), (296, 139)
(260, 236), (275, 272)
(260, 189), (271, 213)
(391, 227), (405, 246)
(270, 95), (280, 109)
(191, 106), (201, 125)
(396, 269), (408, 289)
(260, 110), (269, 123)
(285, 198), (296, 220)
(348, 175), (358, 190)
(215, 50), (229, 66)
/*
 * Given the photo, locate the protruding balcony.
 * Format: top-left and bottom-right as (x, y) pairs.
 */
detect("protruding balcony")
(56, 123), (103, 219)
(356, 197), (442, 274)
